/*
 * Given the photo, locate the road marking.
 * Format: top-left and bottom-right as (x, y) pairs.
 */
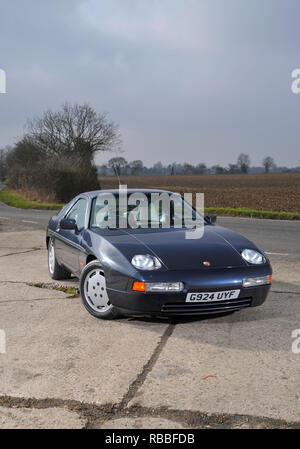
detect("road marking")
(22, 220), (39, 224)
(220, 216), (300, 223)
(0, 216), (9, 219)
(266, 252), (289, 256)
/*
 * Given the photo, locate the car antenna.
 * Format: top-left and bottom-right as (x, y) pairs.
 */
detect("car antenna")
(112, 162), (122, 188)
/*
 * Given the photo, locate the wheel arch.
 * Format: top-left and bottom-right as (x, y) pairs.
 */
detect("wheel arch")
(86, 254), (98, 265)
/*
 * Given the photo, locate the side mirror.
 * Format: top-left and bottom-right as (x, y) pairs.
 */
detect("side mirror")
(60, 218), (77, 230)
(205, 214), (217, 225)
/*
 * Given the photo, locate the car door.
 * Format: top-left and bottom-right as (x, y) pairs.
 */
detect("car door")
(56, 197), (88, 274)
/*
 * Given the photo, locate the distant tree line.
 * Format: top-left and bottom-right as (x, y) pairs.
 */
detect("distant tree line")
(1, 117), (299, 204)
(98, 154), (293, 177)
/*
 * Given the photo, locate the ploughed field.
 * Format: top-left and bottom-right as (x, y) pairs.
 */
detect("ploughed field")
(100, 173), (300, 213)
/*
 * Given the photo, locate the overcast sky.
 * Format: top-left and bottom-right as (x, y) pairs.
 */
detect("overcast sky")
(0, 0), (300, 167)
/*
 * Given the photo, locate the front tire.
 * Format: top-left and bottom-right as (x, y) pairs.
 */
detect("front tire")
(48, 238), (72, 280)
(79, 261), (120, 320)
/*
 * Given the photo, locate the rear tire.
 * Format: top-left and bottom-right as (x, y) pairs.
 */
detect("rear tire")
(48, 238), (72, 280)
(79, 260), (120, 320)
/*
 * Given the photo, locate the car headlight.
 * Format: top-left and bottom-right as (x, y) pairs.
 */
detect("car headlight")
(132, 281), (184, 292)
(241, 249), (266, 265)
(243, 275), (272, 287)
(146, 282), (184, 292)
(131, 254), (162, 270)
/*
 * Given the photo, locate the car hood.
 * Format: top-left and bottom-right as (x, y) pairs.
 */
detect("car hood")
(118, 225), (253, 270)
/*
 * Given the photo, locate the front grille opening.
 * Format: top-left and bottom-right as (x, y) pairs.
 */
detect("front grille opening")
(161, 298), (252, 315)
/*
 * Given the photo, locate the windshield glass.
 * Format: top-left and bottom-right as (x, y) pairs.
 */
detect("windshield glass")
(90, 192), (203, 230)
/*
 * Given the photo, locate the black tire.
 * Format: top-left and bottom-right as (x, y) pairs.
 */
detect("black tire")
(48, 238), (72, 280)
(79, 260), (121, 320)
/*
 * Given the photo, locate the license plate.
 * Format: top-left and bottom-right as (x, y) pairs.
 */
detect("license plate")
(186, 289), (240, 303)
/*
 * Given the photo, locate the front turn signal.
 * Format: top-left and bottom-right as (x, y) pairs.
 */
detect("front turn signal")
(132, 281), (146, 292)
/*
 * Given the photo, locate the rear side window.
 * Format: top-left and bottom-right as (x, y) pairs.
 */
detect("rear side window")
(66, 198), (87, 230)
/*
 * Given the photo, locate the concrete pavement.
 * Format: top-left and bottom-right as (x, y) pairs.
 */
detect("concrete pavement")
(0, 209), (300, 428)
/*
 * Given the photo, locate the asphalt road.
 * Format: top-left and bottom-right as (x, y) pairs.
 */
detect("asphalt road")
(0, 185), (54, 228)
(219, 217), (300, 261)
(1, 188), (300, 428)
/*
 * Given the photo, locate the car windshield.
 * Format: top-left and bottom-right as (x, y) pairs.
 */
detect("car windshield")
(90, 192), (203, 230)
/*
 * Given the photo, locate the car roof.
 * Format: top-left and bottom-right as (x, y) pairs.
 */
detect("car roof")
(81, 188), (177, 198)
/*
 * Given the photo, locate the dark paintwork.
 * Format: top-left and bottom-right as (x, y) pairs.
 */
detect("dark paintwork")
(46, 189), (272, 316)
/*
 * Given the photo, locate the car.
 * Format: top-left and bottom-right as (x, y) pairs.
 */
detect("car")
(46, 189), (272, 320)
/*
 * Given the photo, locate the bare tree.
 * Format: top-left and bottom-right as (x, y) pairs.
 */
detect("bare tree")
(168, 163), (175, 175)
(26, 103), (121, 162)
(183, 163), (195, 174)
(263, 156), (275, 173)
(129, 160), (144, 175)
(108, 157), (128, 176)
(237, 153), (251, 174)
(212, 165), (226, 174)
(195, 163), (207, 174)
(6, 138), (42, 170)
(153, 161), (164, 174)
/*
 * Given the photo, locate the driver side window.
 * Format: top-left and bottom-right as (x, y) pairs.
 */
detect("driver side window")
(66, 198), (87, 230)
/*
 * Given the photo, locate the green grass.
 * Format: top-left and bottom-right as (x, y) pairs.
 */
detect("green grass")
(52, 285), (79, 296)
(0, 188), (63, 210)
(205, 207), (300, 220)
(27, 282), (79, 296)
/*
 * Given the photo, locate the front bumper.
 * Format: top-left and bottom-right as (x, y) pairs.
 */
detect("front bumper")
(106, 266), (272, 316)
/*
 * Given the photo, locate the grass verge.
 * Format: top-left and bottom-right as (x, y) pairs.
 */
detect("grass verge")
(205, 207), (300, 220)
(0, 187), (299, 219)
(0, 188), (63, 211)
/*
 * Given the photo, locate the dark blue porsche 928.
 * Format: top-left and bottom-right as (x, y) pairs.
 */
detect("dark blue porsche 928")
(46, 189), (272, 320)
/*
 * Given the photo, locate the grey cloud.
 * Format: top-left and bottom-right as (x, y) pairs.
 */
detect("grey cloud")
(0, 0), (300, 167)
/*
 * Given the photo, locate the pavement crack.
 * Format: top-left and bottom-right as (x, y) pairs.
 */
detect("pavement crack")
(0, 297), (73, 305)
(0, 395), (118, 426)
(114, 405), (300, 429)
(0, 281), (27, 284)
(0, 281), (79, 303)
(272, 290), (300, 295)
(119, 323), (176, 409)
(27, 282), (79, 296)
(0, 395), (299, 429)
(0, 248), (43, 258)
